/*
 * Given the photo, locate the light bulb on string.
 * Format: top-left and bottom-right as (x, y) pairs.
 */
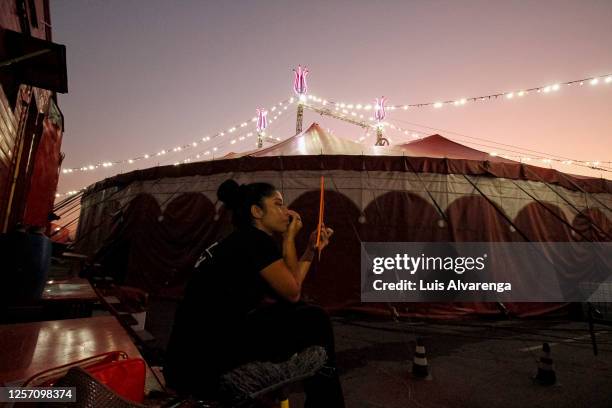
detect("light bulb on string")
(306, 72), (611, 113)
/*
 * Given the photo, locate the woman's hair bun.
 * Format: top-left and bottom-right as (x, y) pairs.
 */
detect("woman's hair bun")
(217, 179), (240, 208)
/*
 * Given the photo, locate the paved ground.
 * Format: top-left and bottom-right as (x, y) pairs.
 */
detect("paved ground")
(145, 301), (612, 407)
(321, 314), (612, 408)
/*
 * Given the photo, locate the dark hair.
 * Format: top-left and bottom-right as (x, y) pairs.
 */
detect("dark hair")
(217, 179), (277, 228)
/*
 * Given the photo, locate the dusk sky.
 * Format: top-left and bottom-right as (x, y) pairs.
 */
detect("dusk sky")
(51, 0), (612, 196)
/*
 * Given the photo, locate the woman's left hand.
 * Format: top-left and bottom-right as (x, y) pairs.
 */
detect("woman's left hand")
(308, 223), (334, 251)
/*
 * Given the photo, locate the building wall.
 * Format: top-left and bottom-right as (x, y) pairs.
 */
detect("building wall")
(0, 0), (50, 40)
(0, 0), (59, 232)
(0, 85), (18, 225)
(0, 1), (21, 33)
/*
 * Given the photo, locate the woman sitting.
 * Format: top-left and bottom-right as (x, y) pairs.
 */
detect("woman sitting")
(164, 179), (345, 407)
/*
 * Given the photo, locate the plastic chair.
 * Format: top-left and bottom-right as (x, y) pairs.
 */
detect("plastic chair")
(52, 367), (145, 408)
(22, 351), (146, 403)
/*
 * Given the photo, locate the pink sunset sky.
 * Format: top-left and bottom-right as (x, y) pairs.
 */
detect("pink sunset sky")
(51, 0), (612, 197)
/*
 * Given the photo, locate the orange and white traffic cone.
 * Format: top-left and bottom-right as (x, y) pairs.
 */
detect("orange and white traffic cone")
(411, 337), (432, 380)
(534, 342), (557, 386)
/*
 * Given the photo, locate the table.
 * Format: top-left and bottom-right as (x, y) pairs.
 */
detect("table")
(39, 277), (99, 320)
(42, 278), (98, 302)
(2, 279), (100, 324)
(0, 316), (163, 393)
(48, 251), (89, 281)
(60, 252), (88, 260)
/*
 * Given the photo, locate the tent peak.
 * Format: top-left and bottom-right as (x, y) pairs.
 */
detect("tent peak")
(396, 133), (516, 163)
(403, 133), (447, 144)
(303, 122), (323, 133)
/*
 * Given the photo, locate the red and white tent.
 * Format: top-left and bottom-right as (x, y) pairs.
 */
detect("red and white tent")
(77, 123), (611, 317)
(396, 134), (515, 163)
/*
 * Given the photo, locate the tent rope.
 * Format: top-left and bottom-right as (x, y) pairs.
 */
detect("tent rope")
(402, 156), (449, 223)
(521, 165), (612, 240)
(461, 173), (531, 242)
(507, 176), (592, 242)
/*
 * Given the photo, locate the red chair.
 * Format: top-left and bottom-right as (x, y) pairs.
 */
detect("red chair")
(22, 351), (146, 403)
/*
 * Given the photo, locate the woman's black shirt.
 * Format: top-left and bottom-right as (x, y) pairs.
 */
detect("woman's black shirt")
(164, 225), (282, 394)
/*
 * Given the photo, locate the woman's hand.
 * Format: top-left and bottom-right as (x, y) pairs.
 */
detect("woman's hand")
(285, 209), (303, 240)
(308, 223), (334, 251)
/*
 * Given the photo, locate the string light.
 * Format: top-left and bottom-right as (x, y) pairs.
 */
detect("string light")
(60, 71), (611, 178)
(61, 97), (295, 174)
(163, 117), (287, 168)
(174, 105), (359, 168)
(380, 120), (611, 172)
(55, 116), (610, 199)
(307, 73), (611, 111)
(55, 189), (84, 198)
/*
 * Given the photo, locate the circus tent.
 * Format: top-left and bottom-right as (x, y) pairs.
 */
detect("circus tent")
(75, 123), (612, 317)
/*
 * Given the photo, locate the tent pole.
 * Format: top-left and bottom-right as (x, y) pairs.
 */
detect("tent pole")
(296, 103), (304, 134)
